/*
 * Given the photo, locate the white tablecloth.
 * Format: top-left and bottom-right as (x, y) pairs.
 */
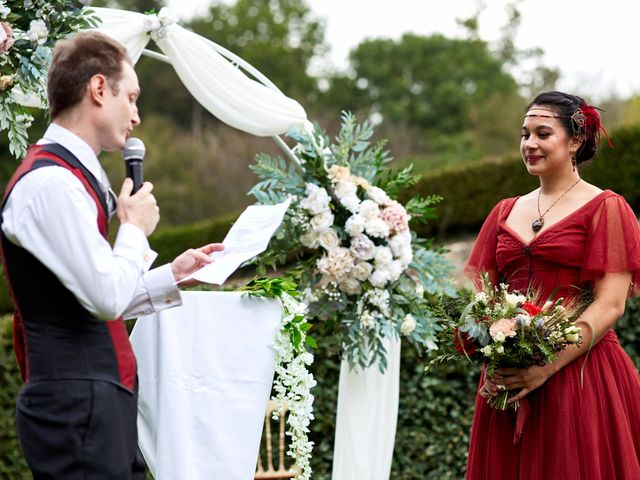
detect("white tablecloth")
(130, 291), (282, 480)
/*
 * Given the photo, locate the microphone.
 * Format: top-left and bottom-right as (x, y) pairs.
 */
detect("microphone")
(123, 137), (145, 194)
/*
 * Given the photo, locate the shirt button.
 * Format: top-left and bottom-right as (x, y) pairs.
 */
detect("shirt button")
(523, 246), (532, 255)
(163, 297), (173, 304)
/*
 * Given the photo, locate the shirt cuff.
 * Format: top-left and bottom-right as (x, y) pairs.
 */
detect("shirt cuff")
(113, 223), (156, 270)
(142, 264), (182, 309)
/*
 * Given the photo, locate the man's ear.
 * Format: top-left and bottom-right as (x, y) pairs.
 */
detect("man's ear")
(87, 74), (108, 106)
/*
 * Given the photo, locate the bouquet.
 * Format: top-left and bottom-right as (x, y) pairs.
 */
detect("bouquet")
(0, 0), (100, 157)
(428, 274), (584, 409)
(249, 113), (455, 371)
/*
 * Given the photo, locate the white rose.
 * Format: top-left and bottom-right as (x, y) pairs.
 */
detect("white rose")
(399, 246), (413, 266)
(505, 293), (526, 308)
(493, 331), (506, 343)
(388, 231), (411, 256)
(352, 261), (373, 282)
(28, 19), (48, 45)
(495, 345), (505, 354)
(369, 268), (390, 287)
(310, 211), (334, 231)
(400, 314), (417, 335)
(339, 277), (362, 296)
(318, 228), (340, 250)
(350, 234), (376, 260)
(345, 214), (366, 236)
(328, 165), (351, 182)
(374, 246), (394, 266)
(0, 6), (10, 20)
(358, 199), (380, 221)
(367, 186), (391, 205)
(388, 260), (405, 281)
(300, 183), (331, 214)
(365, 217), (390, 238)
(481, 345), (492, 356)
(340, 194), (361, 213)
(334, 179), (357, 200)
(300, 231), (319, 248)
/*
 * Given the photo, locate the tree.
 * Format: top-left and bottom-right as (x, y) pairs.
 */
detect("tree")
(338, 33), (519, 135)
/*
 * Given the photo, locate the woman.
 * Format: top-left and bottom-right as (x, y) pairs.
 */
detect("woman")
(464, 91), (640, 479)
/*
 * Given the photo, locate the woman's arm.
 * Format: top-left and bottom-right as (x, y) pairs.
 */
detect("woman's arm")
(488, 271), (632, 403)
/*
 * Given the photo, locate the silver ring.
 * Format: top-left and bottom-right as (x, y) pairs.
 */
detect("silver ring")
(497, 384), (506, 391)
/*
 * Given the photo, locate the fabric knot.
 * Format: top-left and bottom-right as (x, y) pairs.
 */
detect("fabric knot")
(143, 7), (177, 41)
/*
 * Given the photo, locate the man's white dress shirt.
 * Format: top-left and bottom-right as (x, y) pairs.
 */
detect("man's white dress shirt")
(1, 123), (181, 320)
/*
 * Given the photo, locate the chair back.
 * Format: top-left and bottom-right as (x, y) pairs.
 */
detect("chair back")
(255, 399), (297, 479)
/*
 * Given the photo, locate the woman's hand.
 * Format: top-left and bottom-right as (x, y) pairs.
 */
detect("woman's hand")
(490, 365), (555, 404)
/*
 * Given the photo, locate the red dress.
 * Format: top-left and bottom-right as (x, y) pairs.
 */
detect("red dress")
(464, 190), (640, 479)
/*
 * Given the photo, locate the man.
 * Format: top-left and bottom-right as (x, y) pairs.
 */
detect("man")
(0, 31), (222, 478)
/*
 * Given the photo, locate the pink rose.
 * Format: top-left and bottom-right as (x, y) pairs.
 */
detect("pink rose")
(380, 200), (410, 235)
(0, 22), (14, 55)
(489, 318), (517, 340)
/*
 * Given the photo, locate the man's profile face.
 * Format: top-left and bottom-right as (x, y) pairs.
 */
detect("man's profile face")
(100, 61), (140, 152)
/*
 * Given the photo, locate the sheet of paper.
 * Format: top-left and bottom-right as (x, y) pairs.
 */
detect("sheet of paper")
(181, 198), (291, 285)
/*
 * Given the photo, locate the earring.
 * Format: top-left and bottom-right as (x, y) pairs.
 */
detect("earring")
(571, 155), (576, 172)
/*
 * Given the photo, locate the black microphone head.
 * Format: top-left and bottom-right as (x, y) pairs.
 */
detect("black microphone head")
(123, 137), (146, 162)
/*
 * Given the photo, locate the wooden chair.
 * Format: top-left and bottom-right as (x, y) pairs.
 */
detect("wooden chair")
(255, 399), (297, 479)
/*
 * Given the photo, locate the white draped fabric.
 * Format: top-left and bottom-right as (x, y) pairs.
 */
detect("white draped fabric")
(130, 291), (282, 480)
(88, 7), (309, 137)
(331, 336), (401, 480)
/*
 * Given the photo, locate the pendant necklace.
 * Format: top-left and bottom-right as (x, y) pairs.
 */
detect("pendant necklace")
(532, 178), (582, 233)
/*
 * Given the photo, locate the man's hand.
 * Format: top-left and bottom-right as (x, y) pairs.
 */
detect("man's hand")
(117, 179), (160, 236)
(171, 243), (225, 285)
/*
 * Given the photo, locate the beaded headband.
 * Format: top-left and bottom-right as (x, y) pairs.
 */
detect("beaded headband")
(525, 104), (613, 148)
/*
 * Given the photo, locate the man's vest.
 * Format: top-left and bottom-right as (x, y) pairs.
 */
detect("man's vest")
(0, 144), (136, 392)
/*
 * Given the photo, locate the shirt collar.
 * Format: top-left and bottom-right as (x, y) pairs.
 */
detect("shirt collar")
(38, 123), (106, 187)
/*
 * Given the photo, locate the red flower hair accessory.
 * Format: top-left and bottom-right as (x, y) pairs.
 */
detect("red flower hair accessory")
(571, 104), (614, 148)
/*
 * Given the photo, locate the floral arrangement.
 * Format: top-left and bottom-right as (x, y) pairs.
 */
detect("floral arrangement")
(238, 277), (316, 480)
(249, 113), (455, 371)
(0, 0), (99, 157)
(427, 274), (584, 409)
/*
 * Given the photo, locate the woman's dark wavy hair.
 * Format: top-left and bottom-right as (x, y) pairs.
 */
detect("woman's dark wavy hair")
(526, 91), (597, 164)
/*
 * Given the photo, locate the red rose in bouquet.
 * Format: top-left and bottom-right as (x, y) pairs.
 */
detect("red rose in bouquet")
(453, 326), (477, 356)
(521, 301), (542, 316)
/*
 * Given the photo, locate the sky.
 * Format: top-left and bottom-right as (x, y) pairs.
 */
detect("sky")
(166, 0), (640, 101)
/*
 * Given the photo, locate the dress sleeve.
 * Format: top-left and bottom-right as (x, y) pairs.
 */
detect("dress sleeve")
(580, 193), (640, 296)
(464, 199), (507, 289)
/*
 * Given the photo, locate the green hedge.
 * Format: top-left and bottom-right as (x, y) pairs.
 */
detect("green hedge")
(5, 293), (640, 478)
(405, 125), (640, 237)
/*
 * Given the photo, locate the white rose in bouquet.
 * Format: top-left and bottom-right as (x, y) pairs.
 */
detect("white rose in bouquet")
(352, 261), (373, 282)
(340, 194), (361, 213)
(366, 186), (391, 206)
(334, 179), (357, 199)
(318, 228), (340, 251)
(339, 277), (362, 296)
(328, 165), (352, 182)
(350, 234), (376, 261)
(374, 246), (394, 266)
(358, 199), (380, 221)
(300, 231), (319, 248)
(369, 268), (390, 288)
(365, 217), (390, 238)
(300, 183), (331, 215)
(388, 260), (405, 282)
(388, 231), (411, 257)
(401, 314), (417, 335)
(345, 214), (366, 236)
(310, 210), (334, 231)
(505, 292), (527, 308)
